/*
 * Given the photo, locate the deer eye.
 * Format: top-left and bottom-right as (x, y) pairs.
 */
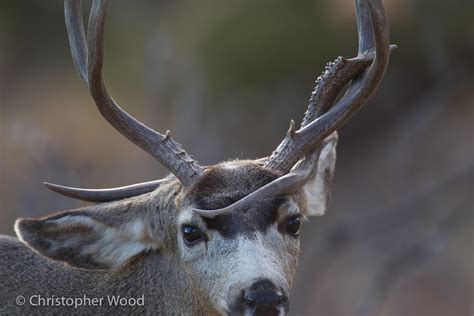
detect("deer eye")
(286, 216), (301, 236)
(182, 225), (204, 245)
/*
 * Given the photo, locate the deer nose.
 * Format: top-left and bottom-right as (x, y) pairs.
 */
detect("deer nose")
(242, 279), (288, 315)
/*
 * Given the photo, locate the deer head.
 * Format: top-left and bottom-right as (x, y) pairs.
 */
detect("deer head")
(13, 0), (393, 315)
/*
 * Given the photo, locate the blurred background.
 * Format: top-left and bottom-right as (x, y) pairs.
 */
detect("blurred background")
(0, 0), (472, 315)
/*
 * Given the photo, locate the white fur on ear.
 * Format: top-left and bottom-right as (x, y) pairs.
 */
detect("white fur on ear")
(303, 132), (338, 216)
(15, 213), (159, 269)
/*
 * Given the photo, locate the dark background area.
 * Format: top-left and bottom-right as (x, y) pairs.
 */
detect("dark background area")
(0, 1), (472, 315)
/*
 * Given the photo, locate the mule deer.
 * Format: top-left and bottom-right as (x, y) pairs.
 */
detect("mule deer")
(0, 0), (393, 314)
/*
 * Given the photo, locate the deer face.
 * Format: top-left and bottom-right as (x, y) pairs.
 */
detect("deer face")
(178, 162), (297, 315)
(175, 139), (337, 316)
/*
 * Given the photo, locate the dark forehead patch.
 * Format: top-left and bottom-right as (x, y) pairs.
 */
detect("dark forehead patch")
(203, 197), (285, 239)
(186, 161), (284, 238)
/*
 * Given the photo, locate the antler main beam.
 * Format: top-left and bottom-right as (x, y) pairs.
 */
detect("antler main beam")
(64, 0), (204, 187)
(264, 0), (392, 173)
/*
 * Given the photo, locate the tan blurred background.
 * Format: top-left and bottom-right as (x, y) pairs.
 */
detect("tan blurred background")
(0, 1), (473, 315)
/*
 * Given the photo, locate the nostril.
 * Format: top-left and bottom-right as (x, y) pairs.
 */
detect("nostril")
(242, 289), (287, 308)
(243, 293), (255, 306)
(276, 291), (284, 303)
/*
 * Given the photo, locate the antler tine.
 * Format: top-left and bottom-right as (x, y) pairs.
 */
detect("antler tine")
(63, 0), (204, 187)
(65, 0), (88, 84)
(44, 179), (168, 203)
(264, 0), (391, 173)
(356, 0), (375, 54)
(45, 163), (216, 203)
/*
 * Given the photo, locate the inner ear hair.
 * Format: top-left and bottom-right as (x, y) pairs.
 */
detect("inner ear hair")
(15, 206), (160, 270)
(302, 132), (338, 217)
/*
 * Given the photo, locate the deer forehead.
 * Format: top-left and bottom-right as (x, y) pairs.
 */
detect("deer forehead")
(178, 160), (302, 239)
(186, 160), (281, 208)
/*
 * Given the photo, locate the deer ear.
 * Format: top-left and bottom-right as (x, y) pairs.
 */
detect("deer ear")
(14, 204), (160, 270)
(303, 132), (338, 216)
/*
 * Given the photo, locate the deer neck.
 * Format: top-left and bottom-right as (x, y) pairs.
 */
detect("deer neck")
(76, 250), (212, 314)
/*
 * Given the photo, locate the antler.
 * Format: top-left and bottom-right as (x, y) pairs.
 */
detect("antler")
(195, 0), (393, 218)
(264, 0), (391, 173)
(63, 0), (204, 187)
(48, 0), (392, 204)
(44, 179), (168, 203)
